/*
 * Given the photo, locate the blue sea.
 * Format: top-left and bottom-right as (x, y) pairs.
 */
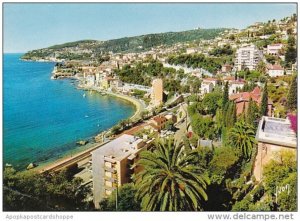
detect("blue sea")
(3, 54), (135, 170)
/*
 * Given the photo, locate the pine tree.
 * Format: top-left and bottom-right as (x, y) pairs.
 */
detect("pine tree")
(222, 81), (229, 110)
(287, 75), (297, 111)
(260, 82), (269, 116)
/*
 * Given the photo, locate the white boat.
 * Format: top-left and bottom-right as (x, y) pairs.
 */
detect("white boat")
(83, 93), (86, 98)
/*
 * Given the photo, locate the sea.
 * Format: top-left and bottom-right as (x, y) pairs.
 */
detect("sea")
(3, 53), (135, 170)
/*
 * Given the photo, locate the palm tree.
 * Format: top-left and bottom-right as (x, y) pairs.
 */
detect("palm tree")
(229, 121), (256, 160)
(134, 138), (209, 211)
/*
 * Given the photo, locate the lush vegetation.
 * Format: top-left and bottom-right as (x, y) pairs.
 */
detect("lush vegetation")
(114, 60), (176, 86)
(229, 121), (256, 160)
(135, 138), (209, 211)
(99, 183), (140, 211)
(285, 35), (297, 68)
(3, 168), (92, 211)
(232, 151), (296, 211)
(22, 28), (227, 60)
(167, 53), (223, 73)
(286, 74), (297, 111)
(209, 44), (234, 57)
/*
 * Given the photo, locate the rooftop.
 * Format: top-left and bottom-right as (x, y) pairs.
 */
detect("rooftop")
(267, 64), (284, 70)
(91, 134), (145, 161)
(256, 116), (297, 148)
(153, 115), (167, 124)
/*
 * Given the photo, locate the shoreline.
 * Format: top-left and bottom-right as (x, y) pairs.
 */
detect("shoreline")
(30, 83), (146, 173)
(8, 58), (146, 173)
(77, 85), (146, 121)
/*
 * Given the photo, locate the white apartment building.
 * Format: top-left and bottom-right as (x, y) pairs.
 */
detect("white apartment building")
(235, 45), (263, 71)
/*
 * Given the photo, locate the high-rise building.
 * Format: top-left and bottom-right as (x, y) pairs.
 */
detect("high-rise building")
(91, 134), (152, 208)
(235, 44), (263, 71)
(151, 78), (163, 106)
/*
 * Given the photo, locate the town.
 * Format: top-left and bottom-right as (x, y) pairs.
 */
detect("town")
(4, 13), (297, 212)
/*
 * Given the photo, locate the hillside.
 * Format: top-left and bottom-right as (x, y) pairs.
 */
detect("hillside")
(21, 28), (227, 60)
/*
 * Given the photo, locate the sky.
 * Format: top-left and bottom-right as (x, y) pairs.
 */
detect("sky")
(3, 3), (297, 53)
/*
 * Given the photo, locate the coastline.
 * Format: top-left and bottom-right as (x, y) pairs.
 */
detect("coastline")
(77, 85), (146, 121)
(11, 58), (146, 173)
(31, 83), (146, 173)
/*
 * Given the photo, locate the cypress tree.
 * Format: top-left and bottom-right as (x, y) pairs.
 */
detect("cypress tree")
(287, 75), (297, 111)
(247, 98), (255, 126)
(222, 81), (229, 110)
(242, 102), (246, 121)
(223, 101), (237, 128)
(260, 82), (269, 116)
(232, 102), (237, 125)
(285, 36), (297, 67)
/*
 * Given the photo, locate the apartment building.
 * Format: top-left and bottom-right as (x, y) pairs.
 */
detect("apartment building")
(235, 45), (263, 71)
(91, 134), (152, 208)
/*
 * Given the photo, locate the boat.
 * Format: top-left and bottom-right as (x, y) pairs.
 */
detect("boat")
(85, 115), (89, 118)
(83, 93), (86, 98)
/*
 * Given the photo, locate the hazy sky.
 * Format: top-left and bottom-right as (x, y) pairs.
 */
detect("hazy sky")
(3, 3), (297, 53)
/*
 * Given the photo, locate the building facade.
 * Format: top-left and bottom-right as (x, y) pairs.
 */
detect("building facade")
(151, 78), (163, 106)
(267, 44), (283, 55)
(235, 45), (263, 71)
(229, 86), (273, 116)
(253, 117), (297, 181)
(91, 134), (152, 208)
(267, 64), (285, 77)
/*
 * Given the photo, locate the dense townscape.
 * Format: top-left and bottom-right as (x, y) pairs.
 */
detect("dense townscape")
(4, 14), (297, 211)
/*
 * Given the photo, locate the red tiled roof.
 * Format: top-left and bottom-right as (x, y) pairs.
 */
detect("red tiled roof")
(203, 78), (218, 82)
(153, 115), (167, 124)
(223, 76), (236, 81)
(230, 79), (246, 84)
(267, 64), (284, 70)
(230, 86), (272, 105)
(252, 86), (261, 95)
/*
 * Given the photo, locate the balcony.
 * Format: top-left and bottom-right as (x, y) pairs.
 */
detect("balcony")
(104, 166), (117, 173)
(104, 175), (117, 182)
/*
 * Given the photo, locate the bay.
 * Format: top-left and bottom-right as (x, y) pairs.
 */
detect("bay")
(3, 53), (135, 169)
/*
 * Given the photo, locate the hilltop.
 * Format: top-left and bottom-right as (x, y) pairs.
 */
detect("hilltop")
(21, 28), (227, 61)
